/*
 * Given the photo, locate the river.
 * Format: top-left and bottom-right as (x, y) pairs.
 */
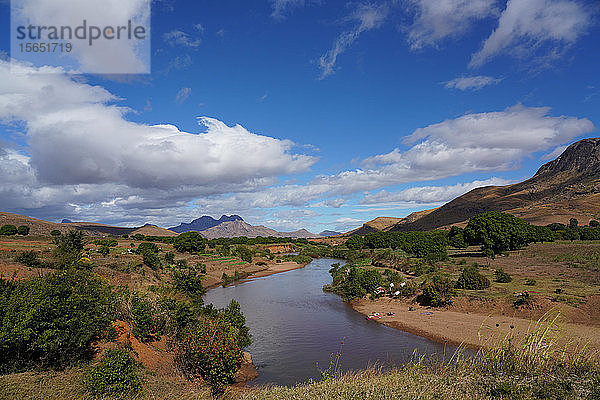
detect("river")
(203, 257), (463, 387)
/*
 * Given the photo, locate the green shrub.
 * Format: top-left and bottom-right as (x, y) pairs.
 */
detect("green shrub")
(495, 268), (513, 283)
(53, 230), (85, 267)
(98, 246), (110, 256)
(136, 242), (159, 255)
(455, 265), (490, 290)
(524, 279), (536, 286)
(0, 269), (114, 372)
(176, 318), (243, 393)
(173, 232), (206, 253)
(14, 250), (41, 268)
(85, 348), (142, 398)
(218, 300), (251, 349)
(93, 238), (118, 247)
(0, 224), (18, 235)
(136, 242), (161, 269)
(16, 225), (30, 236)
(164, 251), (175, 265)
(235, 245), (253, 263)
(129, 293), (163, 342)
(418, 274), (454, 307)
(50, 229), (62, 237)
(172, 268), (206, 302)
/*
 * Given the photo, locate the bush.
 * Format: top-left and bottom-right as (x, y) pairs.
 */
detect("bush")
(164, 251), (175, 265)
(590, 220), (600, 228)
(176, 318), (243, 393)
(93, 238), (118, 247)
(418, 275), (454, 307)
(172, 268), (206, 303)
(15, 250), (41, 268)
(173, 232), (206, 253)
(136, 242), (161, 269)
(53, 230), (85, 267)
(17, 225), (30, 236)
(0, 269), (114, 372)
(98, 246), (110, 256)
(128, 293), (163, 342)
(85, 348), (142, 398)
(235, 245), (253, 263)
(219, 300), (252, 349)
(0, 224), (18, 235)
(50, 229), (62, 237)
(524, 279), (536, 286)
(495, 268), (513, 283)
(455, 265), (490, 290)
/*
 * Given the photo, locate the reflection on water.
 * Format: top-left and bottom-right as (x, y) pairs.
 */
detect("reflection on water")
(203, 258), (464, 387)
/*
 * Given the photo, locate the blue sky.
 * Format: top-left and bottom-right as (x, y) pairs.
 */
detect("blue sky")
(0, 0), (599, 233)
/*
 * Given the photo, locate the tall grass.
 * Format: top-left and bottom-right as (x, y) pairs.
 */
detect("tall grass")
(240, 310), (600, 400)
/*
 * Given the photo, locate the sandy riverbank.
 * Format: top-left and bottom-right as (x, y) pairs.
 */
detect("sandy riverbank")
(205, 260), (309, 289)
(352, 297), (600, 352)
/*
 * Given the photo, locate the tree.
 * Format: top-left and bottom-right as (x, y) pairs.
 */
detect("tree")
(17, 226), (30, 236)
(494, 268), (512, 283)
(173, 232), (206, 253)
(589, 220), (599, 228)
(53, 230), (86, 267)
(0, 269), (114, 372)
(0, 224), (18, 235)
(455, 265), (490, 290)
(218, 300), (252, 349)
(176, 318), (243, 393)
(464, 211), (533, 258)
(418, 274), (454, 307)
(235, 245), (253, 263)
(569, 218), (579, 228)
(448, 226), (468, 249)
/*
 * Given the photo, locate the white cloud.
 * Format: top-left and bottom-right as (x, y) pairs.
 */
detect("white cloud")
(333, 217), (364, 231)
(541, 145), (568, 160)
(444, 75), (502, 90)
(406, 0), (498, 49)
(470, 0), (592, 67)
(319, 3), (388, 79)
(175, 87), (192, 104)
(270, 0), (304, 20)
(0, 59), (316, 221)
(163, 30), (201, 48)
(360, 177), (513, 205)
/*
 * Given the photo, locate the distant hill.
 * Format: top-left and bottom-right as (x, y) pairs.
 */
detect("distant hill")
(169, 215), (243, 233)
(388, 137), (600, 231)
(199, 220), (318, 239)
(0, 212), (177, 237)
(319, 230), (342, 237)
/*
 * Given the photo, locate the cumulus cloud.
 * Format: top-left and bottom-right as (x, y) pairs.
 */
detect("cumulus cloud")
(361, 177), (513, 205)
(175, 87), (192, 103)
(333, 217), (364, 231)
(163, 29), (202, 48)
(470, 0), (592, 67)
(319, 3), (388, 79)
(306, 104), (594, 195)
(0, 59), (316, 221)
(444, 75), (502, 90)
(406, 0), (498, 49)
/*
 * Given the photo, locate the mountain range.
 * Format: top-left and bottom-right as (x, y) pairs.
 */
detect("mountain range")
(346, 137), (600, 235)
(169, 215), (243, 233)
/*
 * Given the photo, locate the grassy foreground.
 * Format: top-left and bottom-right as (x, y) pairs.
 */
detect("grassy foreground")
(2, 312), (599, 400)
